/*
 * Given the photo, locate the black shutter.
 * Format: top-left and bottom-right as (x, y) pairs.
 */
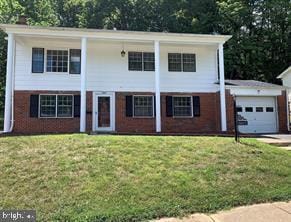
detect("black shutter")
(30, 94), (39, 117)
(125, 95), (133, 117)
(153, 96), (156, 116)
(193, 96), (200, 117)
(74, 95), (81, 117)
(32, 48), (44, 73)
(166, 96), (173, 117)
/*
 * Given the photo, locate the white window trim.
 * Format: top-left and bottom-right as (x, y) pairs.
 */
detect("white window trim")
(172, 95), (193, 118)
(168, 52), (196, 73)
(38, 94), (74, 118)
(31, 47), (81, 76)
(45, 49), (69, 74)
(132, 95), (155, 118)
(128, 51), (155, 72)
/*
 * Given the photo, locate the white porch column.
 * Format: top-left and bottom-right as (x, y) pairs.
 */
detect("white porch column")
(80, 37), (87, 132)
(218, 43), (227, 132)
(4, 33), (14, 132)
(154, 40), (161, 132)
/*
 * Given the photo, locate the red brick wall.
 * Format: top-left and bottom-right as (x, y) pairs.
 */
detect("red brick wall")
(13, 91), (92, 134)
(277, 91), (288, 133)
(161, 92), (220, 133)
(115, 92), (156, 133)
(115, 92), (221, 133)
(225, 90), (235, 133)
(13, 90), (288, 134)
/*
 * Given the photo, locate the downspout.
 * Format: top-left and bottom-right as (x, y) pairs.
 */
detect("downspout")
(9, 38), (16, 132)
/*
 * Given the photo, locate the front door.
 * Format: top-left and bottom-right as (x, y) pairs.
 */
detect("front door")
(94, 93), (115, 131)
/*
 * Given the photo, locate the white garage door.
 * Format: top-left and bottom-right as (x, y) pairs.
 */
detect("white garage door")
(236, 96), (278, 134)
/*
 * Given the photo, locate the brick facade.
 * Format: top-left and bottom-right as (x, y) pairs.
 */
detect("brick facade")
(277, 91), (288, 133)
(12, 90), (288, 134)
(13, 91), (92, 134)
(115, 92), (221, 133)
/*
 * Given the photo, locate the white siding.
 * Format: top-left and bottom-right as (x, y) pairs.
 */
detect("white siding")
(282, 74), (291, 89)
(14, 37), (219, 92)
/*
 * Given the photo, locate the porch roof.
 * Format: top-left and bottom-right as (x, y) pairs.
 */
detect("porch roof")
(0, 24), (231, 45)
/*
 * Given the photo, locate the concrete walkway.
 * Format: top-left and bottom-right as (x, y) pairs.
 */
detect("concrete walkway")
(153, 202), (291, 222)
(257, 134), (291, 150)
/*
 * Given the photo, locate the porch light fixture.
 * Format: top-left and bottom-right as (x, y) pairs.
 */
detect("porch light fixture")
(121, 42), (126, 57)
(121, 50), (126, 57)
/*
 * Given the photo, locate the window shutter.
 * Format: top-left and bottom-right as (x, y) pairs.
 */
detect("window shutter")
(125, 95), (133, 117)
(166, 96), (173, 117)
(193, 96), (200, 117)
(153, 96), (156, 116)
(32, 48), (44, 73)
(30, 95), (39, 117)
(74, 95), (81, 117)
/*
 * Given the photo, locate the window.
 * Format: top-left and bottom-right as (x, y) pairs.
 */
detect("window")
(168, 53), (196, 72)
(40, 95), (56, 117)
(128, 52), (142, 71)
(128, 52), (155, 71)
(57, 95), (73, 117)
(168, 53), (182, 72)
(266, 107), (274, 112)
(143, 52), (155, 71)
(32, 48), (44, 73)
(183, 54), (196, 72)
(46, 50), (68, 72)
(39, 95), (73, 118)
(173, 96), (192, 117)
(236, 107), (242, 112)
(70, 49), (81, 74)
(133, 96), (153, 117)
(256, 107), (263, 112)
(245, 107), (253, 112)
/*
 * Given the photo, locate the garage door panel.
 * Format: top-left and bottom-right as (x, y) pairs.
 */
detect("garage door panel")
(236, 96), (277, 134)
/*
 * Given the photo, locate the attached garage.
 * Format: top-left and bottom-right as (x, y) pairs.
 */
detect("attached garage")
(225, 80), (288, 134)
(236, 96), (277, 133)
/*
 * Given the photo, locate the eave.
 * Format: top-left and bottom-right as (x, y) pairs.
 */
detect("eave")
(0, 24), (232, 45)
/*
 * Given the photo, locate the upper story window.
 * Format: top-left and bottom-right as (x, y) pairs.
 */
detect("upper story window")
(143, 52), (155, 71)
(129, 52), (142, 71)
(183, 54), (196, 72)
(168, 53), (196, 72)
(133, 96), (154, 117)
(47, 50), (68, 72)
(168, 53), (182, 72)
(32, 48), (44, 73)
(39, 95), (73, 118)
(31, 48), (81, 74)
(173, 96), (193, 117)
(128, 51), (155, 71)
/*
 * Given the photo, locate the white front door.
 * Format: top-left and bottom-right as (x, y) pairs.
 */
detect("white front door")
(94, 92), (115, 132)
(236, 96), (278, 134)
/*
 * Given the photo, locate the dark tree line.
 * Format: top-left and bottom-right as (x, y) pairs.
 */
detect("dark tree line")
(0, 0), (290, 111)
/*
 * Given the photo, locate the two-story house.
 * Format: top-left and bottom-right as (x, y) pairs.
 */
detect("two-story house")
(0, 23), (288, 134)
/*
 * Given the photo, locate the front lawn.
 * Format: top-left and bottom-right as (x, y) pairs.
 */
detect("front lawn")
(0, 135), (291, 221)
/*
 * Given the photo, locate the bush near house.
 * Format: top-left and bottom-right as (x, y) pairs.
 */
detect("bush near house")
(0, 135), (291, 221)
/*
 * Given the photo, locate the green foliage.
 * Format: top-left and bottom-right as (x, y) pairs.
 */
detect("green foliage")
(0, 0), (290, 113)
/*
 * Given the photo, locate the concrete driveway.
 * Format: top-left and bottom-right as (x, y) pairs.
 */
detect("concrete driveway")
(257, 134), (291, 150)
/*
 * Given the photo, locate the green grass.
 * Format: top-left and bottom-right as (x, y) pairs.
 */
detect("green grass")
(0, 135), (291, 221)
